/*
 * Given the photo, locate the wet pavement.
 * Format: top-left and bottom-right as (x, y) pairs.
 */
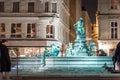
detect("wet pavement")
(10, 66), (120, 77)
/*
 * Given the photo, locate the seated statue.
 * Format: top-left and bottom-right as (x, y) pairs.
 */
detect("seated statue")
(89, 42), (96, 56)
(66, 43), (73, 56)
(50, 44), (60, 56)
(44, 47), (50, 56)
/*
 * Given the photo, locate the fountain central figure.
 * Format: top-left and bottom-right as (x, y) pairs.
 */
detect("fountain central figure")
(72, 18), (90, 56)
(74, 18), (85, 40)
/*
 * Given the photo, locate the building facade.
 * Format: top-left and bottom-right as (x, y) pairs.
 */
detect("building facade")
(91, 12), (99, 48)
(98, 0), (120, 55)
(0, 0), (70, 57)
(82, 10), (92, 45)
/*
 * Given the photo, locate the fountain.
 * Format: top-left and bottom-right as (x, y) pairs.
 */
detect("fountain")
(37, 18), (112, 67)
(10, 18), (113, 75)
(70, 18), (93, 56)
(35, 18), (98, 68)
(45, 18), (96, 57)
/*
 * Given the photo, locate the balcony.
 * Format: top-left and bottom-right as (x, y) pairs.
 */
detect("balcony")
(0, 12), (59, 18)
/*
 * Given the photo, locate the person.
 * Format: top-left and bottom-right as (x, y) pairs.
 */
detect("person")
(112, 42), (120, 71)
(0, 39), (11, 80)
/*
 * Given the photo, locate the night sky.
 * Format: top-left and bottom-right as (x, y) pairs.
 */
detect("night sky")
(82, 0), (98, 23)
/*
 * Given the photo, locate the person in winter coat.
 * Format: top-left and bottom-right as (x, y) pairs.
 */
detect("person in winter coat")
(0, 39), (11, 80)
(112, 42), (120, 71)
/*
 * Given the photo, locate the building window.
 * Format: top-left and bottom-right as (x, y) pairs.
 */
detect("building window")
(0, 23), (5, 38)
(11, 23), (22, 38)
(52, 3), (57, 13)
(0, 2), (4, 12)
(110, 0), (119, 9)
(111, 22), (118, 39)
(46, 25), (54, 38)
(28, 2), (34, 12)
(45, 2), (49, 12)
(13, 2), (19, 12)
(27, 24), (36, 38)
